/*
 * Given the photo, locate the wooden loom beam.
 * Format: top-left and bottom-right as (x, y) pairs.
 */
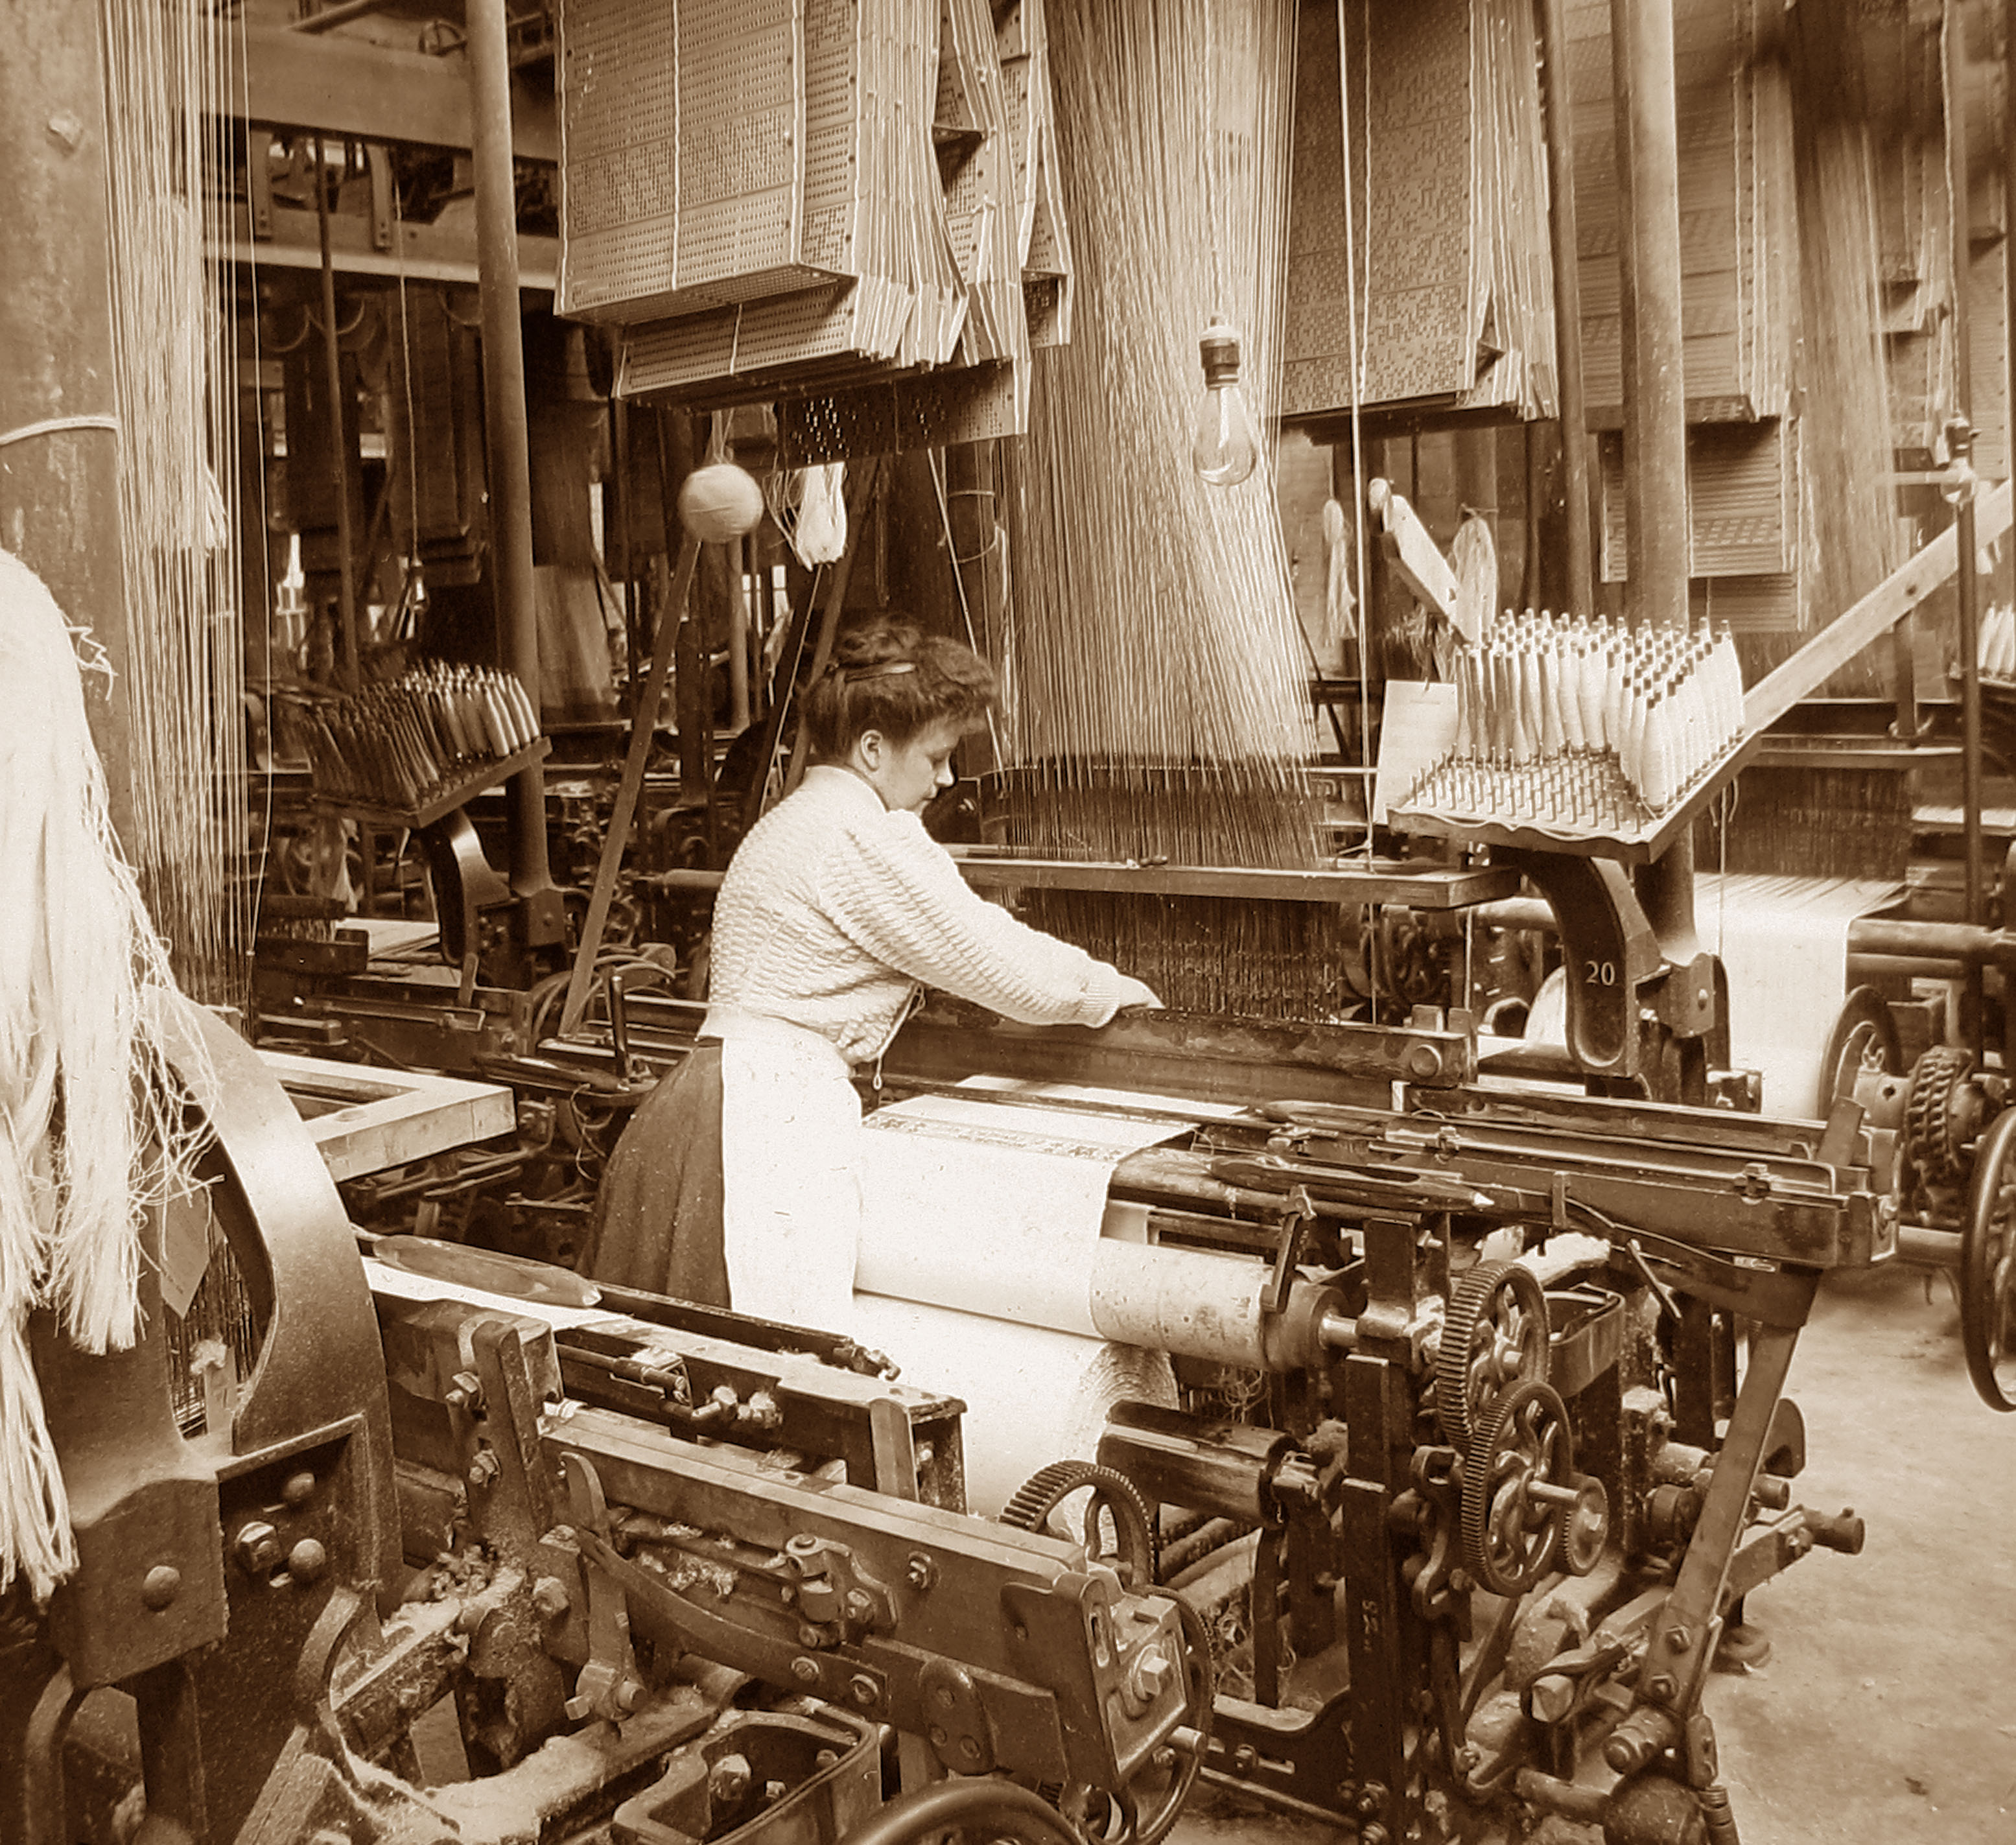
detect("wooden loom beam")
(1742, 479), (2014, 738)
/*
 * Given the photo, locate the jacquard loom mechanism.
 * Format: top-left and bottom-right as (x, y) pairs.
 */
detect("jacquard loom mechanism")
(17, 972), (2016, 1845)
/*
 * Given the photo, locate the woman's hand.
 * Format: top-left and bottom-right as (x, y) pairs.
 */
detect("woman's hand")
(1112, 975), (1163, 1013)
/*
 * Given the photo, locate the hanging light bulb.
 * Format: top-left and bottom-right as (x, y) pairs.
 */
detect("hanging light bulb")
(1190, 317), (1261, 487)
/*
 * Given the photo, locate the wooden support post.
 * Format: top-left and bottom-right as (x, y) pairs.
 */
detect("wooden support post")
(469, 0), (555, 905)
(1610, 0), (1689, 631)
(1537, 0), (1593, 615)
(0, 0), (136, 847)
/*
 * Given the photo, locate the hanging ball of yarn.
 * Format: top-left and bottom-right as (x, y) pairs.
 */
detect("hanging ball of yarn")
(678, 464), (766, 544)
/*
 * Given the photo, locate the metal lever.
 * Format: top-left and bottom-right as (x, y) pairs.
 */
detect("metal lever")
(607, 970), (636, 1081)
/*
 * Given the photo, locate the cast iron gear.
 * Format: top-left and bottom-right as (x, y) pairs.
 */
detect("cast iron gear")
(1461, 1376), (1574, 1597)
(1436, 1259), (1551, 1447)
(1905, 1046), (1976, 1193)
(1000, 1460), (1159, 1590)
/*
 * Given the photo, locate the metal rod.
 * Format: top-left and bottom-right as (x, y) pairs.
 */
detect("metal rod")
(312, 134), (360, 694)
(1477, 895), (2016, 968)
(292, 0), (389, 30)
(1536, 0), (1593, 615)
(1610, 0), (1690, 631)
(1896, 1224), (1962, 1269)
(559, 535), (702, 1040)
(728, 537), (751, 733)
(294, 0), (392, 30)
(1945, 3), (1986, 1063)
(1945, 25), (1984, 934)
(468, 0), (552, 895)
(2007, 0), (2016, 612)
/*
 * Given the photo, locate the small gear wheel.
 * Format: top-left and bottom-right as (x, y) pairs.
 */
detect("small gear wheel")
(1905, 1046), (1976, 1192)
(1436, 1259), (1551, 1447)
(1461, 1376), (1574, 1597)
(1000, 1461), (1159, 1589)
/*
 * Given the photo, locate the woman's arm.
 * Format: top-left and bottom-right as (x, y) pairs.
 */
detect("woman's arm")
(818, 812), (1158, 1024)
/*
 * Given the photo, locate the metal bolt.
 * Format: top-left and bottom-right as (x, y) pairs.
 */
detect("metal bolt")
(532, 1577), (572, 1619)
(233, 1522), (283, 1575)
(287, 1539), (328, 1584)
(1529, 1675), (1577, 1724)
(281, 1471), (317, 1507)
(445, 1370), (484, 1413)
(1663, 1625), (1692, 1653)
(845, 1590), (875, 1622)
(797, 1623), (826, 1648)
(928, 1726), (948, 1748)
(1129, 1646), (1174, 1706)
(849, 1674), (878, 1710)
(906, 1552), (937, 1590)
(1363, 1829), (1390, 1845)
(1359, 1783), (1389, 1818)
(709, 1754), (752, 1805)
(1645, 1673), (1678, 1704)
(467, 1450), (500, 1488)
(1605, 1730), (1659, 1776)
(1231, 1745), (1258, 1776)
(790, 1656), (820, 1685)
(958, 1737), (983, 1763)
(141, 1566), (182, 1611)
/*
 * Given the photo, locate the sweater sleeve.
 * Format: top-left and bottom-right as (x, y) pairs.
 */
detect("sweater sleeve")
(816, 812), (1134, 1026)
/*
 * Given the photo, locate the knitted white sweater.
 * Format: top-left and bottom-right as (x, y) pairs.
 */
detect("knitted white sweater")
(703, 766), (1134, 1066)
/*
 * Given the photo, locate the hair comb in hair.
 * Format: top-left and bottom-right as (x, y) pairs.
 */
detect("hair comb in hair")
(840, 662), (919, 685)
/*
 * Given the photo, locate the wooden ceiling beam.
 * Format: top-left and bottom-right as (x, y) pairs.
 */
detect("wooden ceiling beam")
(235, 22), (557, 163)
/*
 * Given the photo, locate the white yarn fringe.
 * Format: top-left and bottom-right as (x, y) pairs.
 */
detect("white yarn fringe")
(0, 546), (215, 1602)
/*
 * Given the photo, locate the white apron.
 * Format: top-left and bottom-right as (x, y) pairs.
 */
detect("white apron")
(709, 1010), (863, 1333)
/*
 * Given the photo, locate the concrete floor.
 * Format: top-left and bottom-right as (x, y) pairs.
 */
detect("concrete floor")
(1175, 1263), (2016, 1843)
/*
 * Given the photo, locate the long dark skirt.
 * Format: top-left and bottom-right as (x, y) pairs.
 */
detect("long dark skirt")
(581, 1044), (729, 1306)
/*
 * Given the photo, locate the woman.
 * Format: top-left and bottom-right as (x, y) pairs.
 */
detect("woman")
(586, 622), (1160, 1330)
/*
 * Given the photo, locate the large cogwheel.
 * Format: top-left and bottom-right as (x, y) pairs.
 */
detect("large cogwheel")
(1461, 1377), (1575, 1597)
(1436, 1258), (1551, 1448)
(1905, 1046), (1976, 1193)
(1000, 1461), (1160, 1590)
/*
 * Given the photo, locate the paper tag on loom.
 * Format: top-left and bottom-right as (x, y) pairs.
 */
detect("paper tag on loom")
(158, 1189), (213, 1319)
(1373, 681), (1459, 824)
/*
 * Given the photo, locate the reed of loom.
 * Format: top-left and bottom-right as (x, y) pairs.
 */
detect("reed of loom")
(991, 0), (1381, 1022)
